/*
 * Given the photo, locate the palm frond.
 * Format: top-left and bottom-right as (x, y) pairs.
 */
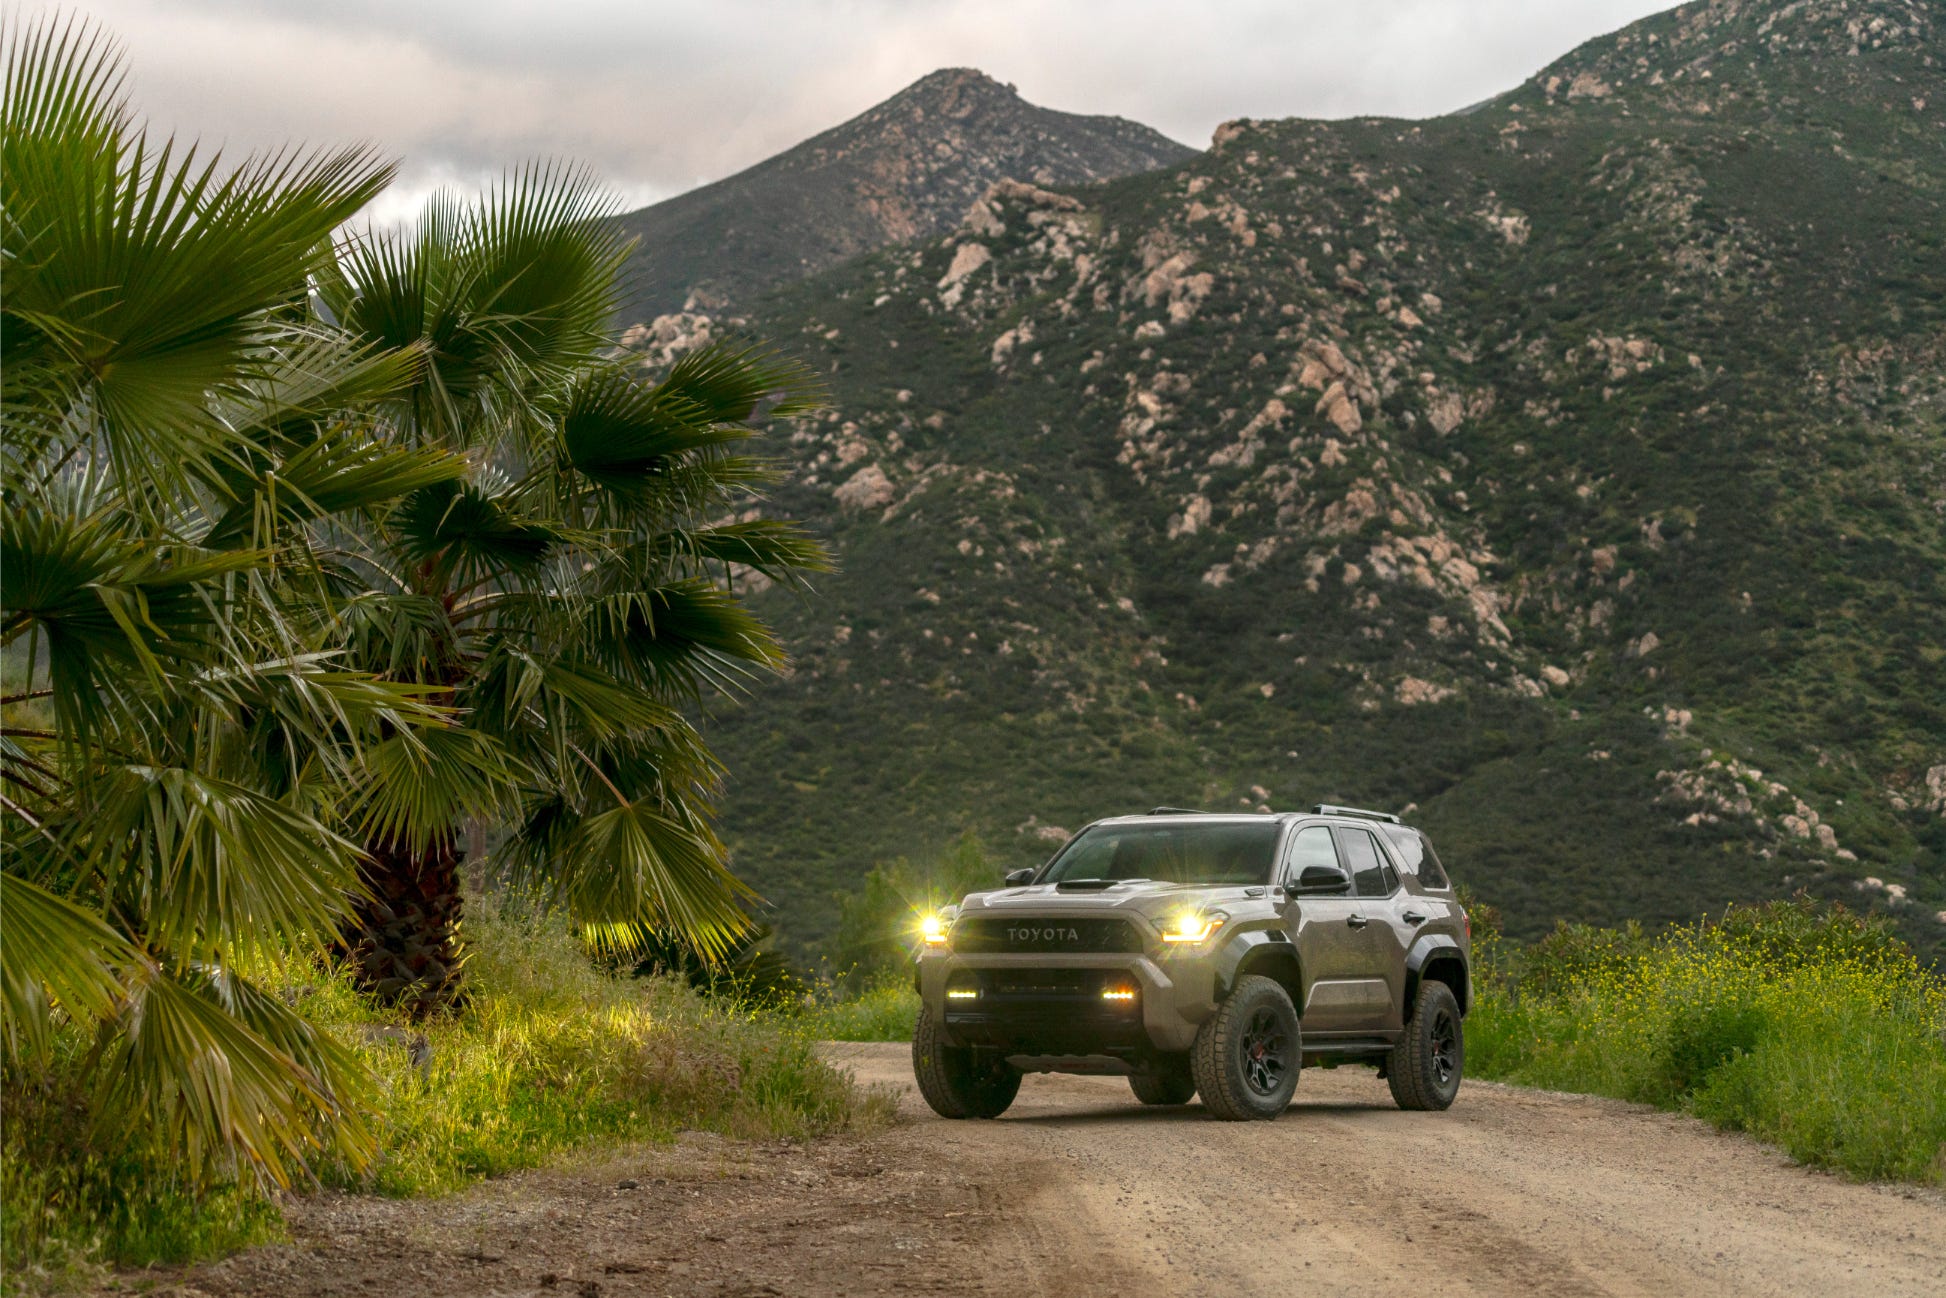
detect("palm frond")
(656, 339), (824, 425)
(203, 966), (376, 1169)
(576, 578), (787, 699)
(649, 518), (832, 586)
(3, 14), (394, 502)
(557, 364), (752, 496)
(526, 799), (756, 964)
(0, 869), (138, 1061)
(202, 431), (467, 549)
(350, 725), (519, 855)
(93, 961), (370, 1185)
(458, 161), (630, 378)
(81, 763), (361, 958)
(1, 494), (262, 742)
(387, 479), (566, 590)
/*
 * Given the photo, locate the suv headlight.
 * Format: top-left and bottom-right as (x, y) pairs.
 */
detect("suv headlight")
(1160, 910), (1226, 944)
(920, 909), (956, 948)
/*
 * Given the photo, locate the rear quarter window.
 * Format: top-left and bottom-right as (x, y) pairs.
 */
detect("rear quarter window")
(1381, 826), (1451, 890)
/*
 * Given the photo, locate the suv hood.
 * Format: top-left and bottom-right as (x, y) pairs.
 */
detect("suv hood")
(955, 879), (1263, 924)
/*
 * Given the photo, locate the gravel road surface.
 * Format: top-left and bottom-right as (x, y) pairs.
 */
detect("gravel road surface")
(136, 1041), (1946, 1297)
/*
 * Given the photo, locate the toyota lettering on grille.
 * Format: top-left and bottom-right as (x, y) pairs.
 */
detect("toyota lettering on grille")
(1007, 924), (1081, 944)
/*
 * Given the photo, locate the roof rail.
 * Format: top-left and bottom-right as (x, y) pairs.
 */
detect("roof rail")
(1147, 805), (1204, 815)
(1312, 803), (1401, 824)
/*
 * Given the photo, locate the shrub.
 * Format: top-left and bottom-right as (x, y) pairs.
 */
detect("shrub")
(806, 976), (921, 1042)
(1468, 898), (1946, 1184)
(1518, 919), (1652, 1001)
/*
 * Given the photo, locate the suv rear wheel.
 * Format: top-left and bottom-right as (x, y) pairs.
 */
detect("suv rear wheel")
(1387, 980), (1463, 1111)
(1128, 1053), (1196, 1105)
(912, 1004), (1022, 1118)
(1190, 975), (1301, 1120)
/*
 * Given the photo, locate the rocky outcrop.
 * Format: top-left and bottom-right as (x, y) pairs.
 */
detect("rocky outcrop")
(619, 312), (715, 368)
(833, 464), (894, 511)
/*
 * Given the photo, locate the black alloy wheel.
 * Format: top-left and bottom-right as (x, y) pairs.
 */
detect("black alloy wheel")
(1239, 1006), (1291, 1096)
(1386, 979), (1464, 1111)
(1429, 1006), (1459, 1086)
(1190, 974), (1302, 1120)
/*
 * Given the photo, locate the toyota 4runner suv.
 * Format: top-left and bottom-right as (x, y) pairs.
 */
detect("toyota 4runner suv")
(912, 805), (1469, 1121)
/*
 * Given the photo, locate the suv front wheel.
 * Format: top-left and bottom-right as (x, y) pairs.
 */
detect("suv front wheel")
(1387, 980), (1463, 1110)
(913, 1005), (1022, 1118)
(1190, 975), (1301, 1120)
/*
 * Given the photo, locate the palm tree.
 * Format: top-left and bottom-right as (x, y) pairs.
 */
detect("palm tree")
(1, 17), (485, 1178)
(314, 166), (828, 1014)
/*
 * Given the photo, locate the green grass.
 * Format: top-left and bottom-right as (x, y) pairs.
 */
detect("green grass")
(1, 900), (892, 1290)
(805, 975), (921, 1042)
(1468, 900), (1946, 1184)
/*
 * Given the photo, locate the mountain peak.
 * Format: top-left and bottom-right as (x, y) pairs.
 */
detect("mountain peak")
(894, 67), (1018, 101)
(613, 71), (1194, 321)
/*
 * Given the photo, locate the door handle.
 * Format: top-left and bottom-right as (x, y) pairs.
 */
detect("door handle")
(1403, 911), (1428, 926)
(1346, 914), (1369, 929)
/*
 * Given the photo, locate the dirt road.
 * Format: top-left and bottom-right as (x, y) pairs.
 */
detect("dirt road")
(147, 1042), (1945, 1298)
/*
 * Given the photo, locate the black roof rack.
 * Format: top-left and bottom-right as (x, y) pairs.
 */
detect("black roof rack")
(1147, 805), (1204, 815)
(1312, 803), (1401, 824)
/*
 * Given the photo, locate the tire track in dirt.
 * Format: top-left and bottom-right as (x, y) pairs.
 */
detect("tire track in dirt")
(133, 1042), (1945, 1297)
(835, 1042), (1946, 1298)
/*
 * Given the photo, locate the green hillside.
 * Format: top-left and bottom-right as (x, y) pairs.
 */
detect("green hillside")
(651, 0), (1945, 960)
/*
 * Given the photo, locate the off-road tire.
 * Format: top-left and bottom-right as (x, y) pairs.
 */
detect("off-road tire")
(1128, 1054), (1197, 1106)
(1190, 975), (1301, 1121)
(1387, 980), (1464, 1111)
(912, 1004), (1021, 1119)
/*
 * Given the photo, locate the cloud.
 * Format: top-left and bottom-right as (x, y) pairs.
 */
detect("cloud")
(70, 0), (1671, 220)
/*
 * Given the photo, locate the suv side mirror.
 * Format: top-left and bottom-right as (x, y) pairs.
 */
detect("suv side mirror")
(1294, 864), (1350, 896)
(1003, 868), (1037, 887)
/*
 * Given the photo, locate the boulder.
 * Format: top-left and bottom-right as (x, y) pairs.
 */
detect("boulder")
(834, 464), (895, 511)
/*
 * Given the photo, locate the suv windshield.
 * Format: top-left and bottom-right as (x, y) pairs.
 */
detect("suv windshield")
(1041, 821), (1280, 886)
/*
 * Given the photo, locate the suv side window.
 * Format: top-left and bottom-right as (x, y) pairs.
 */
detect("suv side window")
(1336, 827), (1395, 897)
(1283, 825), (1340, 882)
(1417, 838), (1451, 890)
(1378, 824), (1450, 890)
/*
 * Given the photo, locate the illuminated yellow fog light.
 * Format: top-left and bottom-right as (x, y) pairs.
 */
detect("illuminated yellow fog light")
(920, 913), (950, 946)
(1161, 911), (1222, 944)
(947, 988), (979, 1000)
(1101, 987), (1137, 1002)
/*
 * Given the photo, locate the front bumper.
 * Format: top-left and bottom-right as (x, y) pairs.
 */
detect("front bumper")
(918, 949), (1219, 1057)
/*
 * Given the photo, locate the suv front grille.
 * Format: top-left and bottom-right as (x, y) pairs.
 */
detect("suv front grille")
(986, 969), (1111, 996)
(953, 916), (1143, 954)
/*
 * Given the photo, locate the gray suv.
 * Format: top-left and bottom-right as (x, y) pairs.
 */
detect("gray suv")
(912, 806), (1470, 1121)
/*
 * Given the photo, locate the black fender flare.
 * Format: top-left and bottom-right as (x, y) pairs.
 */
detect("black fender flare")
(1404, 935), (1470, 1015)
(1212, 928), (1302, 1002)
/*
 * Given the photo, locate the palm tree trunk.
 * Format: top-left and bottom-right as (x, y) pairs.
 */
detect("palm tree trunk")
(338, 832), (467, 1018)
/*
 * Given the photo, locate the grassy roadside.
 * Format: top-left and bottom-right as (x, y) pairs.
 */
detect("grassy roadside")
(804, 975), (922, 1043)
(1, 903), (894, 1292)
(1467, 898), (1946, 1185)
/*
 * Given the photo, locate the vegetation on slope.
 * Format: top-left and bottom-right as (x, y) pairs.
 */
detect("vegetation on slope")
(641, 0), (1946, 961)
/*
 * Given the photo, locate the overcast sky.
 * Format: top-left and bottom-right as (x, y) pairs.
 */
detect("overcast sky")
(73, 0), (1671, 224)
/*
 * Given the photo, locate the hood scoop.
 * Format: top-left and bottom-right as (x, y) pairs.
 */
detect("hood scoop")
(1054, 878), (1148, 892)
